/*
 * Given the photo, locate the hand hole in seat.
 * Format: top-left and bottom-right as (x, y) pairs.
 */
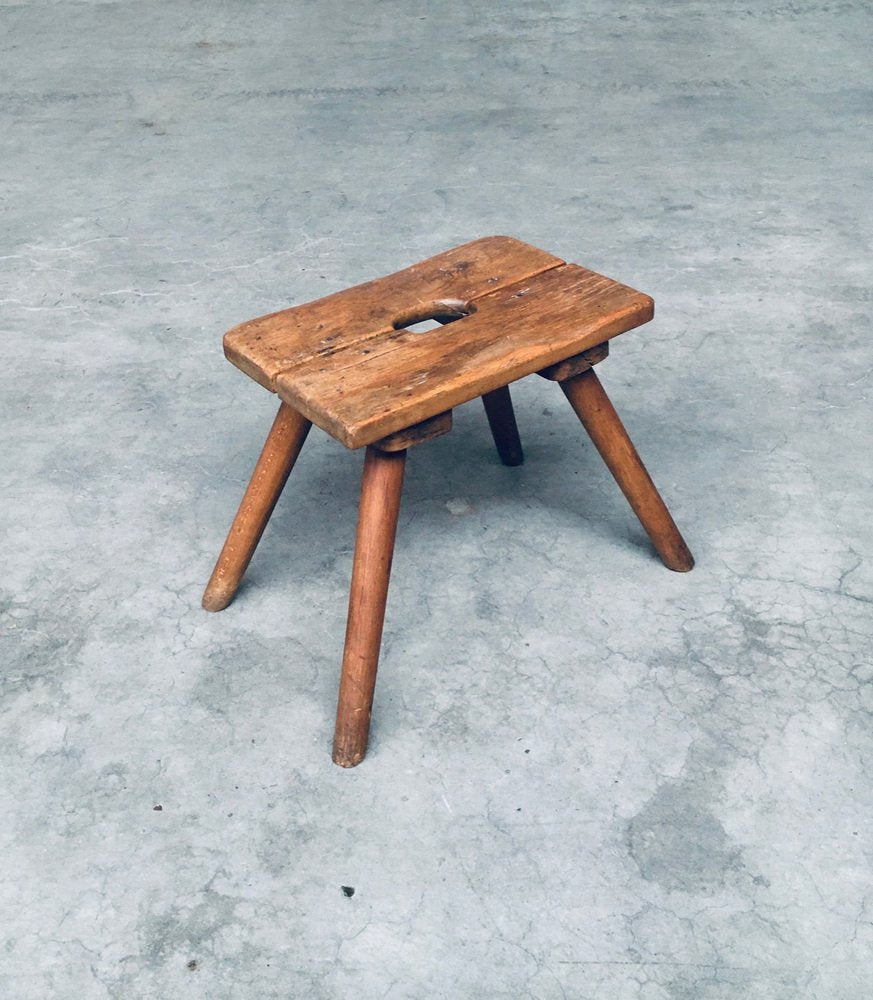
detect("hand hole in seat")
(392, 299), (475, 333)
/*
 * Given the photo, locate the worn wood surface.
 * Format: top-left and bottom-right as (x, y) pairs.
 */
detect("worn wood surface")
(224, 236), (562, 391)
(481, 385), (524, 465)
(538, 341), (609, 382)
(373, 410), (452, 452)
(202, 402), (311, 612)
(560, 369), (694, 573)
(275, 262), (652, 448)
(333, 446), (407, 767)
(223, 236), (653, 449)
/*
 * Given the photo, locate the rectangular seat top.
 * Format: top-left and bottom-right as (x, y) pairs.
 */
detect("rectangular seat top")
(223, 236), (653, 448)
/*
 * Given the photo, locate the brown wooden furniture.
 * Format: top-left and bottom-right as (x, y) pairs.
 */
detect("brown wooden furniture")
(203, 236), (694, 767)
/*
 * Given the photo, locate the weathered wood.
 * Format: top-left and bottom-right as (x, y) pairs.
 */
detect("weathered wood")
(373, 411), (452, 452)
(538, 341), (609, 382)
(274, 262), (653, 448)
(481, 385), (524, 466)
(560, 369), (694, 572)
(333, 447), (406, 767)
(202, 403), (311, 612)
(206, 237), (689, 766)
(224, 236), (563, 391)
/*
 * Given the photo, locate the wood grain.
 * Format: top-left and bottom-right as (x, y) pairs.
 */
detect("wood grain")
(560, 369), (694, 573)
(224, 236), (563, 391)
(202, 403), (311, 612)
(333, 446), (407, 767)
(275, 262), (653, 448)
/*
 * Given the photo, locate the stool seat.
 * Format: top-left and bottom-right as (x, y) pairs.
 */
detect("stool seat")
(224, 236), (653, 448)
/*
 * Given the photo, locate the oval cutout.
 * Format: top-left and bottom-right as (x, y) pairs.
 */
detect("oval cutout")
(392, 299), (475, 332)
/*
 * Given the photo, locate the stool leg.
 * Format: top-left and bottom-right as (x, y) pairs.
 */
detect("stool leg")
(560, 369), (694, 572)
(481, 384), (524, 466)
(333, 446), (407, 767)
(202, 402), (312, 612)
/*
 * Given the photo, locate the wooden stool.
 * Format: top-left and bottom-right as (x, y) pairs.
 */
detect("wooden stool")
(202, 236), (693, 767)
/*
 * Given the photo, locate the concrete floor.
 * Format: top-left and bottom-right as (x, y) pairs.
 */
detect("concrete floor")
(3, 1), (872, 997)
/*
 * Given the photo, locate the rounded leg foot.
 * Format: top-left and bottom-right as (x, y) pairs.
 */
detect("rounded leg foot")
(481, 384), (524, 466)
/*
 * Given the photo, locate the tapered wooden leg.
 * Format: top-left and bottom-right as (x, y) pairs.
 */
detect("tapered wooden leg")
(481, 384), (524, 466)
(560, 369), (694, 572)
(202, 402), (312, 612)
(333, 446), (407, 767)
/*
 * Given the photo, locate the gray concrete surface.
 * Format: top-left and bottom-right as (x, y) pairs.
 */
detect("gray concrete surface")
(2, 1), (872, 997)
